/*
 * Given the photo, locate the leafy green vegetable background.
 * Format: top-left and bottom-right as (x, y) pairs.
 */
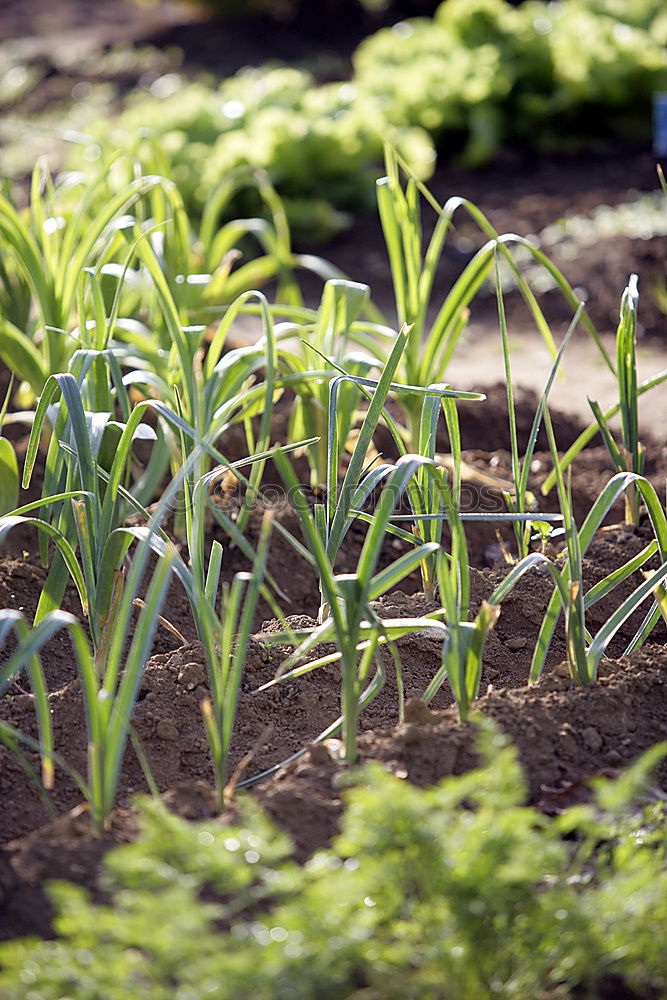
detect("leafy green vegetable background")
(61, 0), (667, 239)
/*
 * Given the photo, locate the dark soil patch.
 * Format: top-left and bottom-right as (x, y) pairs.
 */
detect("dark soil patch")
(3, 634), (667, 941)
(2, 482), (667, 936)
(259, 645), (667, 860)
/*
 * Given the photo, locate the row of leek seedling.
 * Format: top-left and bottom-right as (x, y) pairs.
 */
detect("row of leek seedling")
(3, 143), (654, 502)
(2, 272), (667, 831)
(1, 150), (667, 831)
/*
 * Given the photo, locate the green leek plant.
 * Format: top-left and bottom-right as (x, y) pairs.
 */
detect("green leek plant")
(267, 447), (446, 764)
(120, 256), (284, 540)
(195, 289), (278, 538)
(0, 377), (18, 515)
(72, 251), (293, 549)
(0, 543), (174, 832)
(426, 565), (499, 723)
(86, 147), (328, 314)
(587, 274), (644, 526)
(0, 611), (58, 790)
(540, 363), (667, 504)
(0, 153), (331, 416)
(541, 277), (667, 504)
(41, 291), (317, 652)
(529, 408), (667, 684)
(13, 371), (162, 668)
(19, 381), (292, 665)
(16, 287), (292, 657)
(377, 146), (614, 448)
(229, 147), (617, 488)
(0, 452), (211, 831)
(281, 277), (377, 487)
(199, 510), (274, 809)
(221, 275), (394, 489)
(418, 482), (561, 721)
(268, 329), (558, 733)
(353, 382), (563, 600)
(164, 437), (314, 643)
(267, 437), (558, 730)
(197, 166), (327, 309)
(320, 325), (483, 598)
(496, 257), (585, 559)
(122, 469), (301, 809)
(0, 159), (175, 394)
(401, 390), (462, 601)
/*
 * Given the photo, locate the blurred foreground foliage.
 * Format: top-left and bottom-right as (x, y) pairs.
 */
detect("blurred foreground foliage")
(2, 727), (667, 999)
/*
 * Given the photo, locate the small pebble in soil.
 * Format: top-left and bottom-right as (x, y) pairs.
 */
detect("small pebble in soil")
(307, 742), (332, 766)
(323, 738), (344, 759)
(505, 636), (527, 651)
(582, 726), (603, 753)
(156, 719), (179, 741)
(178, 662), (207, 690)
